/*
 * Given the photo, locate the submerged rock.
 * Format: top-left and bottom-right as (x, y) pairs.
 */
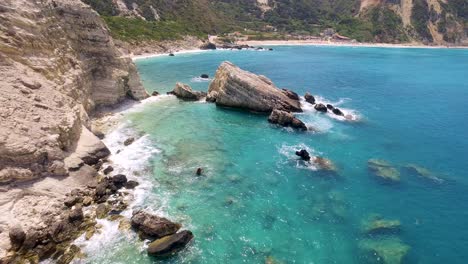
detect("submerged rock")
(131, 210), (181, 239)
(404, 164), (443, 183)
(124, 137), (135, 146)
(147, 230), (194, 257)
(304, 92), (315, 104)
(314, 103), (328, 112)
(207, 61), (302, 112)
(368, 159), (400, 182)
(359, 237), (410, 264)
(268, 109), (307, 131)
(295, 149), (311, 161)
(362, 215), (401, 235)
(170, 82), (206, 100)
(313, 156), (337, 171)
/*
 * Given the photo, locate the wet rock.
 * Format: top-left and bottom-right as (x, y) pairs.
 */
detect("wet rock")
(64, 195), (83, 207)
(103, 165), (113, 175)
(170, 82), (206, 100)
(404, 164), (443, 183)
(295, 149), (311, 161)
(207, 61), (301, 112)
(125, 180), (139, 189)
(119, 219), (132, 231)
(359, 238), (410, 264)
(304, 92), (315, 104)
(368, 159), (400, 183)
(112, 174), (128, 188)
(147, 230), (193, 257)
(326, 104), (334, 110)
(124, 137), (135, 146)
(281, 89), (300, 100)
(9, 225), (26, 250)
(332, 108), (344, 116)
(96, 203), (110, 219)
(314, 103), (328, 112)
(362, 215), (401, 235)
(268, 109), (307, 131)
(68, 206), (84, 222)
(56, 244), (82, 264)
(151, 91), (160, 96)
(268, 48), (274, 51)
(196, 168), (203, 176)
(131, 210), (181, 239)
(93, 130), (105, 139)
(169, 53), (175, 56)
(200, 74), (209, 79)
(82, 196), (93, 206)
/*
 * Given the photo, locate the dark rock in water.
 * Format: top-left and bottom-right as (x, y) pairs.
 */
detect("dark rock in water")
(131, 210), (181, 239)
(196, 168), (203, 176)
(171, 82), (206, 100)
(124, 137), (134, 146)
(200, 42), (216, 50)
(268, 109), (307, 131)
(68, 205), (84, 222)
(147, 230), (194, 257)
(295, 149), (311, 161)
(207, 61), (302, 112)
(93, 130), (105, 140)
(9, 225), (26, 250)
(304, 92), (315, 104)
(103, 165), (113, 175)
(200, 74), (209, 79)
(151, 91), (160, 96)
(125, 180), (139, 189)
(169, 53), (175, 56)
(112, 174), (128, 188)
(314, 103), (328, 112)
(332, 108), (344, 116)
(282, 89), (300, 100)
(268, 48), (273, 51)
(326, 104), (334, 110)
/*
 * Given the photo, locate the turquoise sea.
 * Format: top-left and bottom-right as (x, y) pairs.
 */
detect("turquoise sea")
(86, 46), (468, 263)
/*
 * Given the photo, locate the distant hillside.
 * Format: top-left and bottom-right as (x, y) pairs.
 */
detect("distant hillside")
(82, 0), (467, 45)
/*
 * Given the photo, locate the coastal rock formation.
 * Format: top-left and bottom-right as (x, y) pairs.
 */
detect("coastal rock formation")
(268, 109), (307, 131)
(200, 42), (217, 50)
(332, 108), (344, 116)
(207, 62), (302, 112)
(359, 237), (410, 264)
(131, 210), (182, 239)
(147, 230), (194, 257)
(295, 149), (311, 161)
(304, 92), (316, 104)
(368, 159), (400, 182)
(362, 215), (401, 235)
(170, 82), (207, 100)
(0, 0), (148, 259)
(314, 103), (328, 112)
(404, 164), (443, 183)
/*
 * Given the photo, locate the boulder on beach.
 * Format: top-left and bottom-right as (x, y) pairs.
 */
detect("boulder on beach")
(368, 159), (400, 182)
(200, 42), (216, 50)
(131, 210), (181, 239)
(147, 230), (194, 257)
(295, 149), (311, 161)
(206, 61), (302, 112)
(169, 82), (206, 100)
(314, 103), (328, 112)
(304, 92), (315, 104)
(268, 109), (307, 130)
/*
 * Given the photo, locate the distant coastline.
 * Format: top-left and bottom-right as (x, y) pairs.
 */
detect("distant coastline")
(236, 39), (468, 49)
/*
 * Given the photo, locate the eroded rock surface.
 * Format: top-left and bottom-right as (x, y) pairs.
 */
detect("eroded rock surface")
(207, 62), (301, 112)
(268, 109), (307, 131)
(170, 82), (206, 100)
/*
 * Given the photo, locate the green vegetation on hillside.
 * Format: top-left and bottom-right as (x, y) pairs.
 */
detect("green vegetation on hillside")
(411, 0), (433, 42)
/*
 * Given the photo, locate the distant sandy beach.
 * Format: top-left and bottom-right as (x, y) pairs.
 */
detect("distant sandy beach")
(237, 39), (468, 49)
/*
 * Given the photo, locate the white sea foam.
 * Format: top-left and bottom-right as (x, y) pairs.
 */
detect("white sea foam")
(191, 76), (213, 82)
(299, 96), (361, 122)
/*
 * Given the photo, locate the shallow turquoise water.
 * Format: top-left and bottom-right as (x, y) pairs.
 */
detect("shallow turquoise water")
(89, 46), (468, 263)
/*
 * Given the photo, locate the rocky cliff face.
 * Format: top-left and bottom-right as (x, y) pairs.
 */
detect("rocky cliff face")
(0, 0), (148, 184)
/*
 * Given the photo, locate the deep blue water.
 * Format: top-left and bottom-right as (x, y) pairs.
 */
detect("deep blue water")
(88, 46), (468, 263)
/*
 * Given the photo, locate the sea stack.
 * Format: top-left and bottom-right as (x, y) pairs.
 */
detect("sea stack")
(206, 61), (302, 112)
